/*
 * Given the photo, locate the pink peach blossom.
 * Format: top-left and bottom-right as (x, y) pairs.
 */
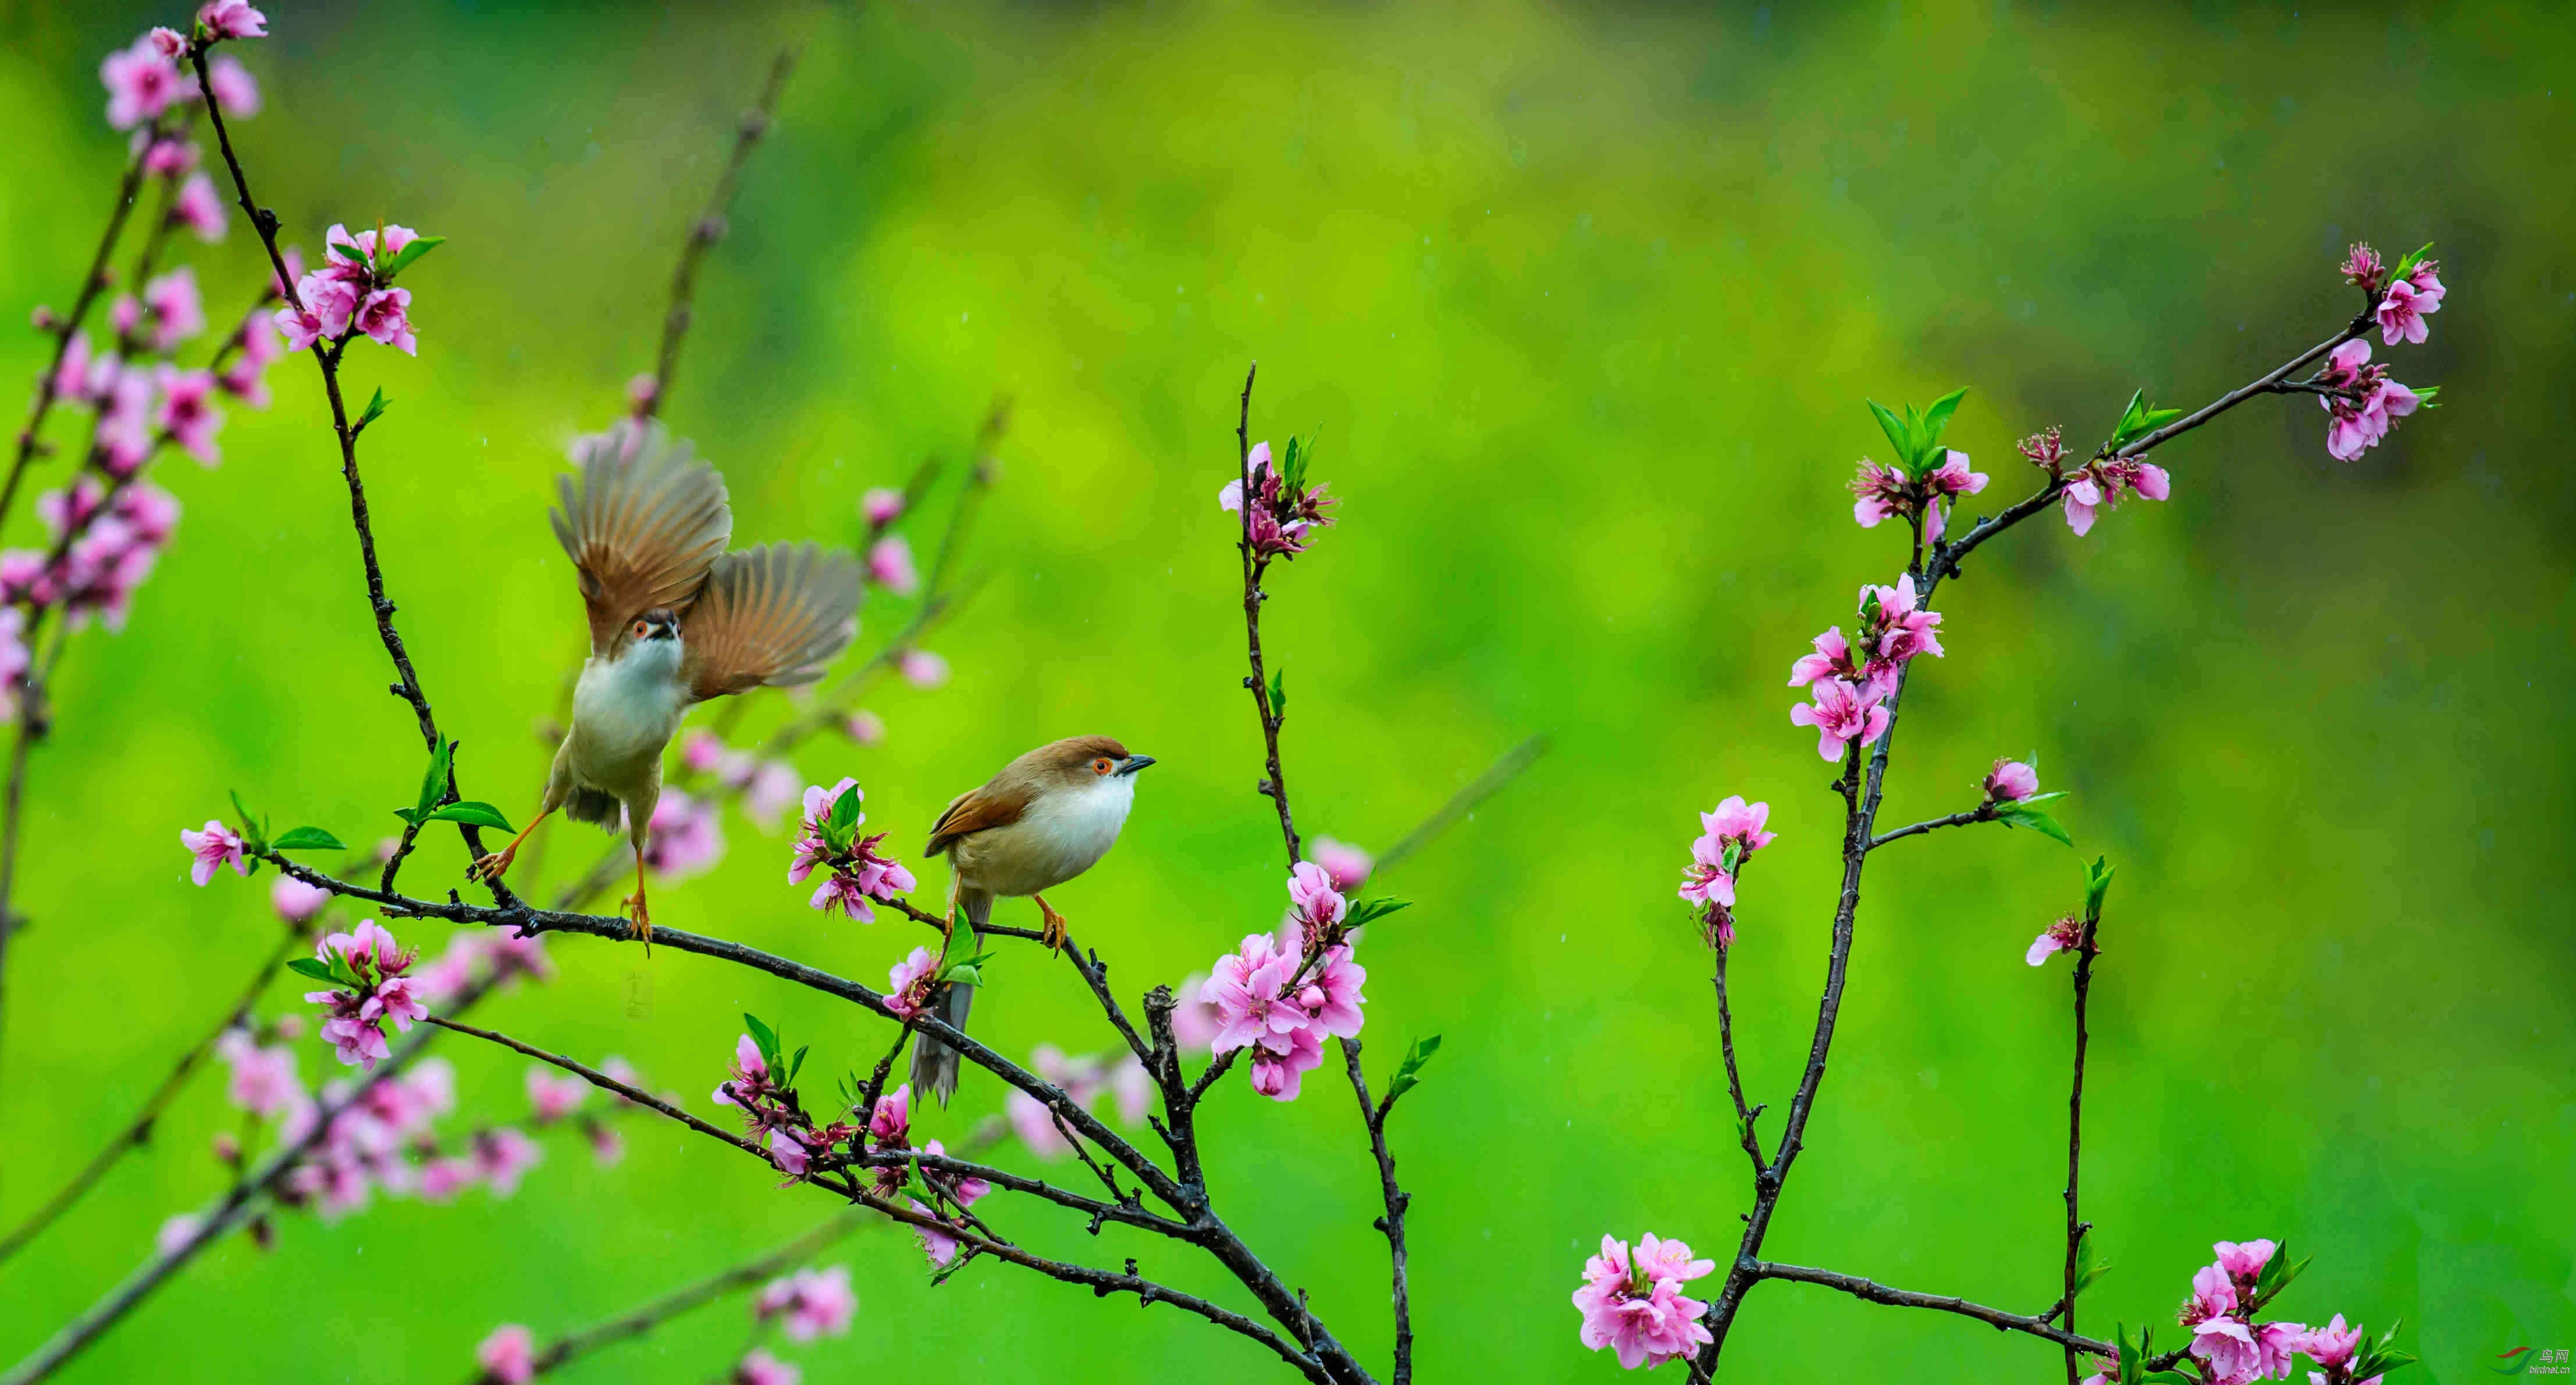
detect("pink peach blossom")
(475, 1324), (535, 1385)
(1310, 837), (1374, 891)
(1789, 678), (1888, 762)
(2375, 278), (2437, 346)
(1985, 758), (2038, 802)
(866, 535), (918, 595)
(204, 54), (260, 117)
(102, 36), (184, 130)
(181, 819), (247, 885)
(198, 1), (269, 40)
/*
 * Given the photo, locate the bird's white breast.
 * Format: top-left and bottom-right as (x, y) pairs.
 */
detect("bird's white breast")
(967, 773), (1136, 897)
(568, 641), (689, 787)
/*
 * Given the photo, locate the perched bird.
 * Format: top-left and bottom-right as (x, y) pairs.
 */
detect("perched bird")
(913, 736), (1155, 1104)
(468, 424), (863, 940)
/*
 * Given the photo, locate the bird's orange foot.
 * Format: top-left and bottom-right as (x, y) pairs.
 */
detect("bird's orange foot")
(1036, 896), (1068, 954)
(467, 846), (517, 883)
(622, 892), (653, 950)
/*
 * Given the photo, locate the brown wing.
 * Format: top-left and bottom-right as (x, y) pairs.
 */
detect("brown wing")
(923, 780), (1034, 858)
(550, 423), (732, 658)
(678, 541), (862, 702)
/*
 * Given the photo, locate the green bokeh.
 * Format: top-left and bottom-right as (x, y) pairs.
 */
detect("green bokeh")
(1, 3), (2570, 1381)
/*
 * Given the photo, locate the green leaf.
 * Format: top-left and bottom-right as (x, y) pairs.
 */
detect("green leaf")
(414, 736), (453, 819)
(2142, 1372), (2200, 1384)
(376, 234), (446, 280)
(1280, 434), (1310, 494)
(272, 826), (347, 852)
(2114, 388), (2147, 440)
(2073, 1263), (2112, 1297)
(2084, 855), (2118, 917)
(2016, 790), (2069, 807)
(787, 1045), (809, 1088)
(1720, 839), (1743, 876)
(355, 387), (391, 431)
(1919, 386), (1969, 450)
(1344, 897), (1412, 928)
(1384, 1034), (1443, 1105)
(1995, 800), (2073, 847)
(2389, 240), (2435, 281)
(2414, 383), (2442, 410)
(390, 806), (422, 826)
(2073, 1227), (2096, 1280)
(936, 951), (994, 986)
(327, 235), (371, 267)
(229, 789), (258, 829)
(1268, 668), (1286, 722)
(2253, 1240), (2288, 1298)
(1865, 399), (1914, 466)
(2115, 1323), (2141, 1383)
(286, 957), (340, 984)
(424, 801), (515, 832)
(826, 782), (863, 835)
(743, 1012), (781, 1072)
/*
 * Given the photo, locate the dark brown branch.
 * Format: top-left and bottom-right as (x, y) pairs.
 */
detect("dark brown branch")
(1340, 1039), (1413, 1385)
(2060, 894), (2106, 1379)
(1711, 944), (1766, 1178)
(1929, 308), (2375, 588)
(187, 43), (510, 905)
(427, 1014), (1328, 1383)
(1232, 364), (1303, 868)
(1752, 1260), (2114, 1357)
(1698, 303), (2393, 1371)
(641, 48), (796, 420)
(1867, 802), (1996, 851)
(488, 1213), (866, 1385)
(258, 854), (1189, 1212)
(0, 921), (303, 1265)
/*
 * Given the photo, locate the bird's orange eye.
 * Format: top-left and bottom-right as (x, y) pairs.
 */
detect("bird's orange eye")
(1094, 758), (1113, 775)
(632, 620), (650, 638)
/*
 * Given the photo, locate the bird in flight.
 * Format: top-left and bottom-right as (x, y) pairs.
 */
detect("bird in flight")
(912, 735), (1155, 1103)
(468, 423), (862, 942)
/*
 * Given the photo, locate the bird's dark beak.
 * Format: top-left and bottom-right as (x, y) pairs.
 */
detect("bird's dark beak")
(1115, 754), (1156, 776)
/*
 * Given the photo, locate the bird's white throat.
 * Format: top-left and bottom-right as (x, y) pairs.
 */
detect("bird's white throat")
(571, 638), (689, 766)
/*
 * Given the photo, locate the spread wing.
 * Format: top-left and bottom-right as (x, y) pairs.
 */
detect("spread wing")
(550, 424), (732, 658)
(678, 541), (863, 702)
(924, 780), (1033, 858)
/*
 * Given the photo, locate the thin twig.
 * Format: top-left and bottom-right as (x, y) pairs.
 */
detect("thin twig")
(642, 48), (798, 420)
(1752, 1260), (2114, 1356)
(2061, 893), (2106, 1379)
(1340, 1039), (1413, 1385)
(1711, 944), (1766, 1178)
(1232, 364), (1302, 868)
(187, 42), (511, 905)
(1696, 307), (2389, 1371)
(428, 1014), (1328, 1383)
(1866, 802), (1995, 851)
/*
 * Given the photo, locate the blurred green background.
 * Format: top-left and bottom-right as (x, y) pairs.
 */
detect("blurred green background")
(1, 2), (2570, 1380)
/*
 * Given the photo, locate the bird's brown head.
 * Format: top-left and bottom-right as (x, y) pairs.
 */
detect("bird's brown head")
(613, 607), (682, 659)
(1030, 734), (1156, 787)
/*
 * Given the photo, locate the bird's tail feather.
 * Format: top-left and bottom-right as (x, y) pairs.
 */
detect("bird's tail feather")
(911, 888), (990, 1107)
(565, 787), (624, 832)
